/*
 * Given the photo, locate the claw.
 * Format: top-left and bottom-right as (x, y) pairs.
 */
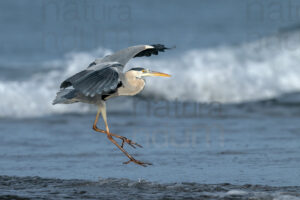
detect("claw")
(123, 158), (152, 167)
(121, 140), (125, 148)
(119, 136), (143, 149)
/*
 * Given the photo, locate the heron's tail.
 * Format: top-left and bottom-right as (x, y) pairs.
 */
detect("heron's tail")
(52, 89), (78, 105)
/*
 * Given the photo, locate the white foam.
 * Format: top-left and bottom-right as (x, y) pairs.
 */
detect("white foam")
(0, 48), (111, 118)
(226, 190), (247, 196)
(132, 32), (300, 103)
(274, 194), (300, 200)
(1, 32), (300, 118)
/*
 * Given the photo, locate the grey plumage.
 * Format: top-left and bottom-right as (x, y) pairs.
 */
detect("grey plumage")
(95, 45), (152, 66)
(60, 64), (121, 97)
(52, 89), (78, 105)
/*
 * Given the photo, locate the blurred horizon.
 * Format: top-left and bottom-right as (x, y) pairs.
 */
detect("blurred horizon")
(2, 0), (300, 60)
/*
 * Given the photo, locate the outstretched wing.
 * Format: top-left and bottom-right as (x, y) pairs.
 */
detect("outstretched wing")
(60, 64), (121, 97)
(87, 44), (172, 69)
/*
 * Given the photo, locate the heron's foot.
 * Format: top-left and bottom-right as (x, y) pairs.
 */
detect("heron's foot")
(123, 158), (152, 167)
(92, 126), (142, 148)
(119, 136), (143, 149)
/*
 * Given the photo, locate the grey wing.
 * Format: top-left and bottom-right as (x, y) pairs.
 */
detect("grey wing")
(60, 64), (121, 97)
(87, 44), (172, 68)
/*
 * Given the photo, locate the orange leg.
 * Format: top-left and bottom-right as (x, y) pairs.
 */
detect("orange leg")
(92, 108), (142, 148)
(93, 123), (143, 148)
(93, 126), (142, 148)
(94, 104), (151, 167)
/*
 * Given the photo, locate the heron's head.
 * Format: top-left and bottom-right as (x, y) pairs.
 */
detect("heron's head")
(128, 67), (171, 79)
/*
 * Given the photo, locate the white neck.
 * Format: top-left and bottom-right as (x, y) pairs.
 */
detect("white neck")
(117, 71), (145, 96)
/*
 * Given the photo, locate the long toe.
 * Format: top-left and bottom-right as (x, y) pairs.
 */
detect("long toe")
(120, 137), (143, 149)
(123, 159), (152, 167)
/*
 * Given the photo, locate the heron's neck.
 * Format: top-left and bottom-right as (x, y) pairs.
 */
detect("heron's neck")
(124, 72), (145, 91)
(119, 71), (145, 96)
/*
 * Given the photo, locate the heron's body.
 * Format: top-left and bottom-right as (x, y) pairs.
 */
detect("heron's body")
(53, 44), (172, 166)
(53, 70), (146, 105)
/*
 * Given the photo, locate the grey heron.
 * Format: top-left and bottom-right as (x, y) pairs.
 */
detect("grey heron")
(53, 44), (172, 167)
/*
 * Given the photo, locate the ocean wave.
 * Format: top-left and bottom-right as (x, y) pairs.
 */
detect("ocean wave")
(0, 48), (111, 118)
(1, 32), (300, 118)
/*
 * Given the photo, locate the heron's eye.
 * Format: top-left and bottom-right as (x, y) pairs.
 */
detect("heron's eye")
(141, 69), (146, 73)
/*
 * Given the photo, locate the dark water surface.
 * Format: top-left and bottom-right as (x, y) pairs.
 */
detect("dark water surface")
(1, 176), (300, 200)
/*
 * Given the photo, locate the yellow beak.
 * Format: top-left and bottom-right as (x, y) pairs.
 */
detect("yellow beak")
(143, 71), (171, 77)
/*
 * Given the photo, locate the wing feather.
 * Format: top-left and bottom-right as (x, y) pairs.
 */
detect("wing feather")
(60, 70), (91, 88)
(133, 44), (170, 58)
(60, 64), (121, 97)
